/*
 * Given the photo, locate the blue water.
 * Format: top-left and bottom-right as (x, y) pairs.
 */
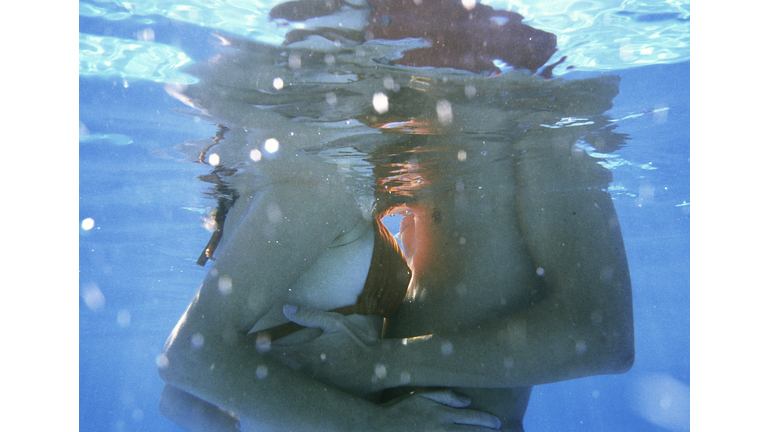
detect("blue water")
(79, 1), (690, 431)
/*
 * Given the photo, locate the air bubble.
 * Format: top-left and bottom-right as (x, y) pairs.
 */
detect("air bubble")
(575, 340), (587, 355)
(436, 100), (452, 125)
(374, 364), (387, 379)
(81, 218), (95, 230)
(218, 276), (233, 295)
(372, 92), (389, 114)
(191, 333), (204, 349)
(288, 53), (301, 70)
(250, 149), (262, 162)
(156, 354), (169, 369)
(255, 365), (269, 379)
(264, 138), (280, 153)
(441, 341), (454, 356)
(117, 309), (131, 328)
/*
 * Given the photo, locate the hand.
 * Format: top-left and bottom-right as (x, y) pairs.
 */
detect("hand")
(371, 390), (501, 431)
(268, 305), (389, 394)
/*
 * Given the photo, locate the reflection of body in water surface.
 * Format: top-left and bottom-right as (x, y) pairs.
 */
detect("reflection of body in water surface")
(158, 2), (634, 431)
(272, 0), (559, 75)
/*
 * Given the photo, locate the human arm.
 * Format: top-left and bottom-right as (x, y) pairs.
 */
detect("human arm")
(272, 137), (634, 393)
(159, 384), (239, 432)
(160, 300), (500, 432)
(386, 144), (635, 388)
(158, 181), (501, 431)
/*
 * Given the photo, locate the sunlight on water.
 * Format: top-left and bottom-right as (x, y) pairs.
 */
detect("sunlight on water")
(79, 33), (197, 84)
(79, 0), (689, 83)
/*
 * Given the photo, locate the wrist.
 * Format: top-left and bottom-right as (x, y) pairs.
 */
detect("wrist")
(367, 337), (411, 391)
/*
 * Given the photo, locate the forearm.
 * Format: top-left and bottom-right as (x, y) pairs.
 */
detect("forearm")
(374, 290), (633, 390)
(372, 162), (634, 390)
(159, 305), (380, 431)
(159, 384), (239, 432)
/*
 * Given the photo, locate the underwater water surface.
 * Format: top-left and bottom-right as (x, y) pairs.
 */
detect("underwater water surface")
(79, 1), (690, 431)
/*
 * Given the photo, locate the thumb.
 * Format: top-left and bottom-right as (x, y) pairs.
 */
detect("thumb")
(417, 390), (473, 408)
(283, 305), (345, 332)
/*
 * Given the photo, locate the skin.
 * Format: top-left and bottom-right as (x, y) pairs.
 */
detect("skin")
(275, 107), (635, 430)
(158, 152), (502, 431)
(158, 22), (632, 430)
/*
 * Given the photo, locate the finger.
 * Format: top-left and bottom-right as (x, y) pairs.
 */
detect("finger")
(284, 305), (374, 350)
(417, 390), (472, 408)
(442, 424), (502, 431)
(445, 408), (501, 430)
(282, 305), (345, 332)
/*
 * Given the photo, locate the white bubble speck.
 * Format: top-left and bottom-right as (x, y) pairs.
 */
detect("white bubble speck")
(156, 354), (169, 369)
(117, 309), (131, 328)
(132, 409), (144, 422)
(81, 218), (95, 230)
(383, 76), (399, 91)
(457, 150), (467, 162)
(372, 92), (389, 114)
(250, 149), (262, 162)
(218, 276), (233, 295)
(575, 340), (587, 355)
(462, 0), (476, 10)
(536, 267), (545, 276)
(441, 341), (454, 356)
(326, 92), (337, 105)
(288, 53), (301, 70)
(208, 153), (220, 167)
(464, 84), (477, 98)
(264, 138), (280, 154)
(191, 333), (205, 349)
(256, 364), (269, 379)
(374, 364), (387, 379)
(273, 77), (284, 90)
(436, 100), (452, 125)
(82, 283), (105, 311)
(631, 373), (690, 430)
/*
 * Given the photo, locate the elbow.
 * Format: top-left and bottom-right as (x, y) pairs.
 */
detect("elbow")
(578, 322), (634, 376)
(157, 348), (177, 384)
(597, 329), (635, 375)
(608, 343), (634, 374)
(157, 334), (186, 386)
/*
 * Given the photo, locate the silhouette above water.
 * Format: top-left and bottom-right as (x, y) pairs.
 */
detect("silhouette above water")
(272, 0), (559, 75)
(366, 0), (557, 74)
